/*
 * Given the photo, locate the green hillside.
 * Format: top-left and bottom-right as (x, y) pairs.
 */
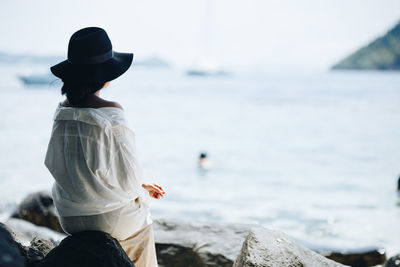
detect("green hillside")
(332, 22), (400, 70)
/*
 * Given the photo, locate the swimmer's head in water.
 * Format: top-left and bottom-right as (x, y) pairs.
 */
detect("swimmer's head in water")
(398, 176), (400, 191)
(200, 153), (207, 159)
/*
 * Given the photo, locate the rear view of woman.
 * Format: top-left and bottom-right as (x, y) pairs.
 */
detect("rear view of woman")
(44, 27), (165, 267)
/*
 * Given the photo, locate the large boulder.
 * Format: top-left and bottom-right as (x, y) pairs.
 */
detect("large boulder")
(3, 220), (56, 267)
(386, 253), (400, 267)
(233, 227), (348, 267)
(11, 191), (64, 233)
(0, 223), (24, 267)
(38, 231), (134, 267)
(153, 219), (250, 266)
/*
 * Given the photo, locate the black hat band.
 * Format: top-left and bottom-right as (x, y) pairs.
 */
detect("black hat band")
(68, 50), (114, 65)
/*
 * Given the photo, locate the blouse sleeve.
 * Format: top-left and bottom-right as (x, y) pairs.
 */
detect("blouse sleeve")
(104, 124), (145, 199)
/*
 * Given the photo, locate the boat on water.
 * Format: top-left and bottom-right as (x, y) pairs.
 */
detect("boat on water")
(185, 0), (229, 77)
(186, 59), (228, 77)
(18, 73), (57, 86)
(186, 68), (228, 76)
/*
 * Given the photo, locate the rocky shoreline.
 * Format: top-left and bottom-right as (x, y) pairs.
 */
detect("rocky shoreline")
(0, 191), (396, 267)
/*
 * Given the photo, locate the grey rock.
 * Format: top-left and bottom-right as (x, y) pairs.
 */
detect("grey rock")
(19, 237), (55, 267)
(6, 218), (66, 245)
(320, 246), (386, 267)
(0, 223), (24, 267)
(156, 243), (203, 267)
(38, 231), (134, 267)
(233, 227), (348, 267)
(386, 254), (400, 267)
(154, 218), (250, 266)
(11, 191), (64, 233)
(3, 220), (57, 267)
(7, 191), (386, 267)
(300, 239), (387, 266)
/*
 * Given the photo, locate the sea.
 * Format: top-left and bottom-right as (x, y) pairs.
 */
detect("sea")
(0, 63), (399, 256)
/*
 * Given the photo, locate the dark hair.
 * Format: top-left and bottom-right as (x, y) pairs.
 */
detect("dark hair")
(398, 176), (400, 191)
(200, 153), (207, 159)
(61, 81), (105, 105)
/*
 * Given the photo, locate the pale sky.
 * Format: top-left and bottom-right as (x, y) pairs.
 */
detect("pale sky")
(1, 0), (400, 70)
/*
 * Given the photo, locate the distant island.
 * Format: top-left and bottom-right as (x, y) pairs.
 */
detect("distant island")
(0, 52), (63, 65)
(134, 57), (170, 68)
(0, 52), (170, 68)
(332, 21), (400, 70)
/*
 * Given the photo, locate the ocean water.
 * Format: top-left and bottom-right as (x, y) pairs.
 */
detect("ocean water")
(0, 64), (399, 256)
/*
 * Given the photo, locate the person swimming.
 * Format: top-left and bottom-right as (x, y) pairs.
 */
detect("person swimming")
(396, 176), (400, 206)
(396, 176), (400, 207)
(397, 176), (400, 193)
(198, 152), (215, 170)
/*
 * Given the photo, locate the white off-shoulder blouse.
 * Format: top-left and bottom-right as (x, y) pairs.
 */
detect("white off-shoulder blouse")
(44, 103), (150, 220)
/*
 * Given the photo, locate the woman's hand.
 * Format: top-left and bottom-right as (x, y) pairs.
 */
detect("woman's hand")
(142, 183), (165, 199)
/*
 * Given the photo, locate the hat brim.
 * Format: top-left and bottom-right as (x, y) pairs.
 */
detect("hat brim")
(50, 51), (133, 83)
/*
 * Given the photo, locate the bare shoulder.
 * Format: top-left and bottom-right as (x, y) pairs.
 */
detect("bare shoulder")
(101, 101), (123, 110)
(60, 96), (123, 110)
(91, 98), (123, 109)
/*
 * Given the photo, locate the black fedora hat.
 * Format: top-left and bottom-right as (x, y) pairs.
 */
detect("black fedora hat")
(50, 27), (133, 83)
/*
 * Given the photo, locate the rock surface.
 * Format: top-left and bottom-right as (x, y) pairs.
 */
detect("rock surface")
(156, 243), (203, 267)
(153, 219), (250, 266)
(386, 253), (400, 267)
(37, 230), (134, 267)
(19, 237), (55, 267)
(11, 191), (64, 233)
(233, 227), (347, 267)
(6, 191), (390, 267)
(6, 218), (65, 245)
(2, 220), (56, 267)
(0, 223), (24, 267)
(321, 246), (386, 267)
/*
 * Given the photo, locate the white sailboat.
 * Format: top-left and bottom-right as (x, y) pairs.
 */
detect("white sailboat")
(18, 73), (56, 86)
(186, 0), (228, 76)
(187, 59), (227, 76)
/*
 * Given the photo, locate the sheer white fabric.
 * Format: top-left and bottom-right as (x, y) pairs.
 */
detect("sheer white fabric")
(59, 197), (152, 240)
(44, 104), (150, 221)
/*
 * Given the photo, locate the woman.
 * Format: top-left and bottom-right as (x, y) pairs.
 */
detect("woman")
(44, 27), (164, 267)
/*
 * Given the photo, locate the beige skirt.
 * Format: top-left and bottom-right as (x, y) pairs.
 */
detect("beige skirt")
(118, 223), (158, 267)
